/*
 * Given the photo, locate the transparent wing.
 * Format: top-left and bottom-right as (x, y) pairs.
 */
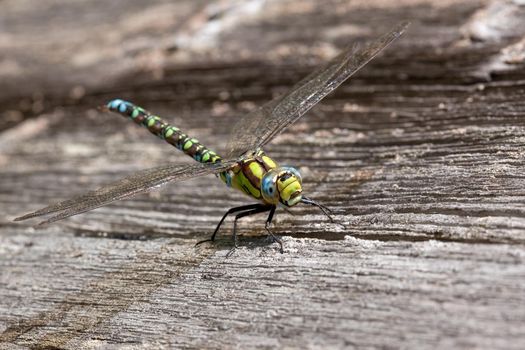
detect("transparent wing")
(227, 21), (409, 158)
(15, 160), (236, 225)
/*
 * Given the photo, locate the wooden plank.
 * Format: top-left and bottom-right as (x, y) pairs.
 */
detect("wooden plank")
(1, 0), (525, 349)
(1, 231), (523, 349)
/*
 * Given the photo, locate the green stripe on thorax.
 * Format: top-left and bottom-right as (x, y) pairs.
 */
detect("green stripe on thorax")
(223, 150), (278, 200)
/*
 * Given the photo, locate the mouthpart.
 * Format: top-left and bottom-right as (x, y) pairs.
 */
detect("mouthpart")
(285, 190), (303, 206)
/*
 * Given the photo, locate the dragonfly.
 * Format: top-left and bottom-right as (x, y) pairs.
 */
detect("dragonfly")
(15, 22), (409, 253)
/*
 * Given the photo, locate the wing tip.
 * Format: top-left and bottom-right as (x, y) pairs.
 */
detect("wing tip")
(399, 20), (411, 28)
(36, 220), (51, 227)
(386, 21), (411, 42)
(365, 21), (410, 56)
(13, 214), (32, 222)
(14, 211), (51, 225)
(14, 212), (60, 227)
(396, 21), (411, 35)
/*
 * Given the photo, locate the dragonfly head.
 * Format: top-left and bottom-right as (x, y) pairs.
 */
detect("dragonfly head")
(261, 167), (302, 207)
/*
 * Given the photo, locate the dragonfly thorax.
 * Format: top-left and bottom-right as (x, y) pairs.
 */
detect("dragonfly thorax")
(218, 150), (303, 207)
(261, 167), (303, 207)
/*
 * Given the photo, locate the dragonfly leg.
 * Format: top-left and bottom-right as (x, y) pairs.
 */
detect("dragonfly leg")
(195, 203), (263, 246)
(264, 206), (283, 253)
(231, 205), (273, 248)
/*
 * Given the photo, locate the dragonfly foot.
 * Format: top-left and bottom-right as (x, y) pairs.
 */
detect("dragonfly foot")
(225, 245), (238, 258)
(195, 237), (214, 247)
(265, 224), (283, 254)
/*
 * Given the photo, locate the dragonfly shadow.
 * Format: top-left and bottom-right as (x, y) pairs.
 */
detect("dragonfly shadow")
(194, 229), (347, 255)
(194, 235), (281, 252)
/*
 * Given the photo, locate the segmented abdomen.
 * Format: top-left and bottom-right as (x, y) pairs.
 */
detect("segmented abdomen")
(107, 99), (221, 164)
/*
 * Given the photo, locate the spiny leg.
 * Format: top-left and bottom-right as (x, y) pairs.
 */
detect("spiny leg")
(263, 206), (283, 253)
(231, 205), (274, 251)
(196, 203), (263, 246)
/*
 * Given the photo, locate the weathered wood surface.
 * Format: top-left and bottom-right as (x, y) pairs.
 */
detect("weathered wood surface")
(1, 0), (525, 349)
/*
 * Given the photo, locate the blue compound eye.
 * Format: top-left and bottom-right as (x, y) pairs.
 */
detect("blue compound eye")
(261, 169), (279, 204)
(262, 174), (277, 196)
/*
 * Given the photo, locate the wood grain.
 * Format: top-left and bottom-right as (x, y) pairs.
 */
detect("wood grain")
(1, 0), (524, 349)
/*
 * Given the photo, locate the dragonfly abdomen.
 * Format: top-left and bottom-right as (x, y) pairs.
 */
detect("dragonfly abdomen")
(107, 99), (221, 164)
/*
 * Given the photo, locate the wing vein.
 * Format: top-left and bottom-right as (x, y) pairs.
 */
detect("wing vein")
(15, 160), (235, 225)
(226, 21), (409, 159)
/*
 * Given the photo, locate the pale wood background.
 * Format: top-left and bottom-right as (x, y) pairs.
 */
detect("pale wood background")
(1, 0), (525, 349)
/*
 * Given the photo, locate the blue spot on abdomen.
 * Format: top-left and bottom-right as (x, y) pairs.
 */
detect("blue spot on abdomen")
(108, 99), (123, 109)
